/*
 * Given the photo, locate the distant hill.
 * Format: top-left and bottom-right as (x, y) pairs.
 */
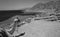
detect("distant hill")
(25, 0), (60, 12)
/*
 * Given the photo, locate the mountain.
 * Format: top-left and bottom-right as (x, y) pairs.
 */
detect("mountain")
(25, 0), (60, 12)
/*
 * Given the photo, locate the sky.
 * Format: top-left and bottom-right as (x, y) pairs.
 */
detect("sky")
(0, 0), (57, 10)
